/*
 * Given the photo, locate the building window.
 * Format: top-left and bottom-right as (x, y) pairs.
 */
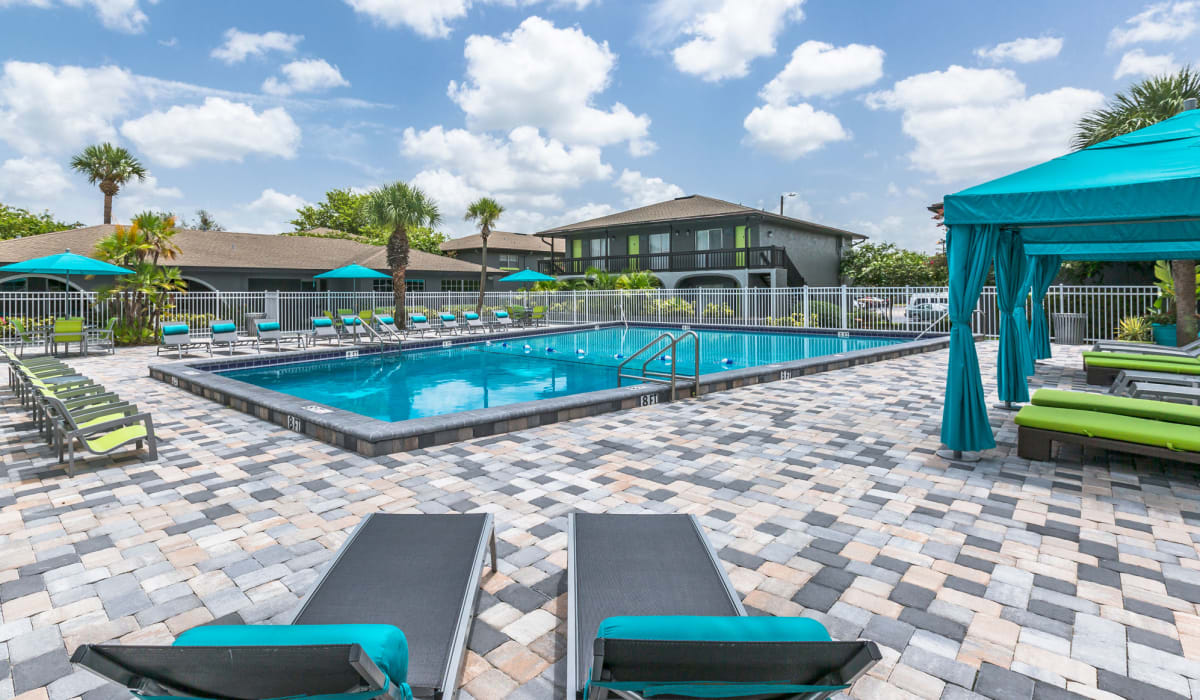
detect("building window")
(372, 279), (393, 292)
(498, 253), (519, 270)
(406, 279), (425, 292)
(442, 279), (480, 292)
(589, 237), (609, 258)
(695, 228), (728, 250)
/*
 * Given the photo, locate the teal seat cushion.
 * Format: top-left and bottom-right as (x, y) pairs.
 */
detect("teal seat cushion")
(495, 311), (508, 318)
(378, 315), (394, 324)
(161, 324), (189, 336)
(590, 616), (845, 698)
(211, 322), (236, 334)
(313, 318), (334, 328)
(411, 315), (427, 323)
(342, 316), (362, 326)
(440, 314), (455, 322)
(465, 313), (479, 320)
(173, 624), (411, 693)
(258, 322), (281, 332)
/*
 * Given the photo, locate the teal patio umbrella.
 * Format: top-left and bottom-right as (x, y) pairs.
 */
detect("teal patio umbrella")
(0, 248), (132, 317)
(498, 269), (555, 283)
(314, 263), (390, 293)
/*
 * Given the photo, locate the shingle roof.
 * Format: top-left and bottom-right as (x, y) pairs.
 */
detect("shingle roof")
(537, 194), (865, 239)
(0, 226), (495, 273)
(440, 230), (554, 254)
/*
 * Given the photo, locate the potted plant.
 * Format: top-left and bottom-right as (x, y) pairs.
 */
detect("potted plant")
(1151, 261), (1179, 345)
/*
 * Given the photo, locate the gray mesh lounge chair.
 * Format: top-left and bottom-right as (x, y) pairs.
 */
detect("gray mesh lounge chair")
(73, 513), (497, 700)
(462, 312), (485, 334)
(409, 314), (435, 337)
(341, 315), (367, 343)
(491, 310), (513, 329)
(210, 320), (258, 355)
(310, 317), (341, 346)
(1092, 338), (1200, 357)
(437, 314), (460, 335)
(567, 514), (880, 699)
(157, 323), (210, 358)
(255, 320), (306, 351)
(375, 314), (403, 341)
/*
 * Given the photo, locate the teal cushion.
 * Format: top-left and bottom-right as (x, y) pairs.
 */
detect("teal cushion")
(378, 315), (394, 324)
(441, 314), (455, 322)
(465, 313), (479, 320)
(495, 311), (508, 318)
(342, 316), (362, 326)
(173, 624), (410, 692)
(591, 616), (843, 698)
(411, 315), (427, 323)
(313, 318), (333, 328)
(161, 324), (189, 336)
(211, 322), (236, 334)
(258, 322), (281, 332)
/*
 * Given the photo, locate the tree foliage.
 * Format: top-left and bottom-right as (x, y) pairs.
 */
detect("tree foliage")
(465, 196), (504, 314)
(69, 142), (147, 224)
(289, 188), (372, 236)
(93, 212), (186, 344)
(839, 242), (948, 286)
(192, 209), (224, 231)
(364, 182), (441, 328)
(0, 204), (82, 240)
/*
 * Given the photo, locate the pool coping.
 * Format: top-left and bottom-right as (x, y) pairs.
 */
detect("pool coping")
(149, 322), (951, 456)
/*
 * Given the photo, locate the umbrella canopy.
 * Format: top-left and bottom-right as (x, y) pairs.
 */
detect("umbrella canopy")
(313, 263), (391, 279)
(0, 249), (133, 278)
(499, 269), (555, 283)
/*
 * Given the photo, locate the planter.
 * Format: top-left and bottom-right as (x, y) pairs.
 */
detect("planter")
(1153, 323), (1178, 346)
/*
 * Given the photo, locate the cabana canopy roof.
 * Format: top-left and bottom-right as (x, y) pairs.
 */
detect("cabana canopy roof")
(944, 109), (1200, 261)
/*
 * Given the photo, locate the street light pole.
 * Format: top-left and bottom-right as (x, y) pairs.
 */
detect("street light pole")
(780, 192), (798, 215)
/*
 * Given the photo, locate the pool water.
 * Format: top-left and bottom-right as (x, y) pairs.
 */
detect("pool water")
(220, 326), (904, 422)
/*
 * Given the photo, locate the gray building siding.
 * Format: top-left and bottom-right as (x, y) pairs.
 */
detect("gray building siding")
(0, 268), (491, 293)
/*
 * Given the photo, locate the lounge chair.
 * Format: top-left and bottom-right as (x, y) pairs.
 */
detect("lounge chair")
(1109, 369), (1200, 395)
(1083, 351), (1200, 385)
(409, 314), (435, 337)
(1091, 338), (1200, 357)
(1127, 382), (1200, 404)
(73, 513), (497, 700)
(359, 310), (374, 323)
(567, 513), (880, 699)
(375, 315), (403, 340)
(8, 318), (48, 357)
(529, 305), (547, 327)
(86, 318), (118, 355)
(210, 320), (258, 355)
(492, 310), (513, 329)
(255, 320), (305, 352)
(38, 389), (137, 455)
(157, 323), (210, 359)
(340, 315), (367, 343)
(310, 317), (341, 346)
(1016, 388), (1200, 463)
(50, 317), (86, 356)
(39, 391), (156, 475)
(463, 312), (485, 334)
(437, 314), (460, 335)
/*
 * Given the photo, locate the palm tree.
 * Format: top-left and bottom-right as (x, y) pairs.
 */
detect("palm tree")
(130, 211), (181, 266)
(464, 197), (504, 315)
(364, 182), (441, 329)
(69, 143), (147, 225)
(615, 270), (663, 290)
(583, 266), (619, 290)
(1074, 67), (1200, 346)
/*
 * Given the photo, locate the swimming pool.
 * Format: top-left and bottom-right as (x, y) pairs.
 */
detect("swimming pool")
(219, 326), (905, 422)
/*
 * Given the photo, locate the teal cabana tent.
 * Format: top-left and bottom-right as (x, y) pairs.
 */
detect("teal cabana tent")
(941, 108), (1200, 456)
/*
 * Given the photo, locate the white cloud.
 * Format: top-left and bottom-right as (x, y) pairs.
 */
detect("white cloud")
(760, 41), (884, 104)
(344, 0), (468, 38)
(409, 169), (484, 235)
(120, 97), (301, 167)
(614, 169), (684, 207)
(0, 157), (74, 206)
(0, 0), (150, 33)
(650, 0), (805, 82)
(448, 17), (652, 154)
(111, 174), (184, 220)
(222, 188), (308, 234)
(867, 65), (1104, 182)
(262, 59), (349, 96)
(1110, 1), (1200, 47)
(1114, 48), (1179, 79)
(975, 36), (1063, 64)
(554, 202), (615, 225)
(743, 103), (848, 159)
(0, 61), (137, 155)
(211, 28), (302, 64)
(403, 125), (612, 193)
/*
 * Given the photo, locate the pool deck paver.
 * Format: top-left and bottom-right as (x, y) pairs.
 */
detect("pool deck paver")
(1, 341), (1199, 699)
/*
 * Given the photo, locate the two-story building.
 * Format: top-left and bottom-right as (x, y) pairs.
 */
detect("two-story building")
(536, 194), (865, 289)
(439, 230), (555, 289)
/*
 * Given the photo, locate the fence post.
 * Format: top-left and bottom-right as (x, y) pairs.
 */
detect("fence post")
(573, 290), (578, 325)
(803, 286), (810, 327)
(840, 285), (848, 329)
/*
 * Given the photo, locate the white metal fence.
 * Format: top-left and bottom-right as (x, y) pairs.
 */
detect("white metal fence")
(0, 285), (1161, 342)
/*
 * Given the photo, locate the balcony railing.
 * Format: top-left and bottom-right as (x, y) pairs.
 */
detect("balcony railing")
(538, 245), (789, 275)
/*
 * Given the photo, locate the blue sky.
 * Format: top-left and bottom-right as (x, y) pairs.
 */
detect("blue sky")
(0, 1), (1197, 250)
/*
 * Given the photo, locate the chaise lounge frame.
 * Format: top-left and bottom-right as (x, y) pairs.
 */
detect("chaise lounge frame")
(1017, 424), (1200, 464)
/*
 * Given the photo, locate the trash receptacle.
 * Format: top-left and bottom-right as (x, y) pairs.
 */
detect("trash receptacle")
(1051, 312), (1087, 345)
(244, 311), (266, 331)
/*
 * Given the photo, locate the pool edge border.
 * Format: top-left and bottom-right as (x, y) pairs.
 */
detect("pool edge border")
(149, 323), (951, 456)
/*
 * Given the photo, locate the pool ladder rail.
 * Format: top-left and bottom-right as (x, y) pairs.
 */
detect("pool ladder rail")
(617, 330), (700, 401)
(358, 321), (403, 353)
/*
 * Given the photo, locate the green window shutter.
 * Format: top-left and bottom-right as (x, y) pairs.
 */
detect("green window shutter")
(628, 235), (639, 269)
(735, 225), (746, 266)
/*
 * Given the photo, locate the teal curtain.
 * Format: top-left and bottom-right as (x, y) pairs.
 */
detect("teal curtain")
(996, 230), (1034, 402)
(941, 223), (999, 452)
(1028, 255), (1062, 361)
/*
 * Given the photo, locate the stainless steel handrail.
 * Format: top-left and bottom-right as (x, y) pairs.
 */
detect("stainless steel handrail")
(616, 330), (700, 401)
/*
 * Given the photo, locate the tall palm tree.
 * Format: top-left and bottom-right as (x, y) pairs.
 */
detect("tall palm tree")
(130, 211), (181, 266)
(1074, 67), (1200, 346)
(69, 143), (147, 225)
(364, 182), (441, 329)
(464, 197), (504, 315)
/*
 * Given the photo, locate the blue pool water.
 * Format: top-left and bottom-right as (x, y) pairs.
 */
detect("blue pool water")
(220, 326), (904, 422)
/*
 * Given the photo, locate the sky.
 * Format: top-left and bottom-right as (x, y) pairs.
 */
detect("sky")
(0, 1), (1198, 251)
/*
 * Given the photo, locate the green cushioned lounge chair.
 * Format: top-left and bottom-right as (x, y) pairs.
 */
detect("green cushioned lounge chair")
(568, 514), (880, 699)
(40, 392), (156, 476)
(1015, 402), (1200, 463)
(1032, 388), (1200, 426)
(1092, 337), (1200, 358)
(73, 513), (497, 700)
(1083, 353), (1200, 385)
